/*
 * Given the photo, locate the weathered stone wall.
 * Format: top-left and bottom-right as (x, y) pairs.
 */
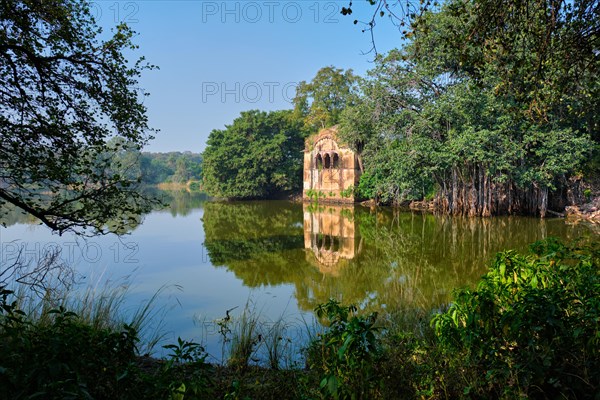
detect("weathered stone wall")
(303, 126), (361, 203)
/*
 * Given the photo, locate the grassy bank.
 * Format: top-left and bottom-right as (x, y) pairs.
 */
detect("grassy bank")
(1, 238), (598, 399)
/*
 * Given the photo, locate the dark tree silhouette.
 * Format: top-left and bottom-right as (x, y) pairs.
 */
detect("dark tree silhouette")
(0, 0), (157, 235)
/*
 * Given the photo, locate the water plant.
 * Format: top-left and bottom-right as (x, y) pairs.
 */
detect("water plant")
(228, 306), (261, 370)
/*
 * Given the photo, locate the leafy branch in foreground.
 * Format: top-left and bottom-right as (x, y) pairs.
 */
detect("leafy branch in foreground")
(0, 0), (157, 235)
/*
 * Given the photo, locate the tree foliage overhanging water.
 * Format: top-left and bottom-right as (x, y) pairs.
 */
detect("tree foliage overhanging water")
(337, 0), (598, 215)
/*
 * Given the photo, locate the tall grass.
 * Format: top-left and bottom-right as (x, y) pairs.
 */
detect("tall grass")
(7, 273), (170, 355)
(263, 318), (290, 370)
(202, 300), (310, 369)
(227, 304), (261, 369)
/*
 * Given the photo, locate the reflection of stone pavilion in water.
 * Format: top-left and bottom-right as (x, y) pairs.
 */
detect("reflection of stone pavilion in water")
(303, 126), (361, 203)
(303, 204), (362, 276)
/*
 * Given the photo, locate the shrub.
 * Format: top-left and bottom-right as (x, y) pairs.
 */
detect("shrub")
(0, 290), (139, 399)
(307, 299), (382, 399)
(432, 238), (600, 398)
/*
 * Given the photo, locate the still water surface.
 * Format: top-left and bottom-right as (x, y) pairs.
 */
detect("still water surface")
(0, 191), (595, 360)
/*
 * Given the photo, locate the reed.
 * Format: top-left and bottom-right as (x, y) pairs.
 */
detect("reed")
(6, 273), (170, 355)
(227, 303), (262, 369)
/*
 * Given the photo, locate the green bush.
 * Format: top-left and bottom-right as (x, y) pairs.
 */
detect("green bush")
(307, 299), (382, 399)
(0, 289), (139, 399)
(0, 288), (214, 399)
(432, 238), (600, 398)
(355, 172), (378, 201)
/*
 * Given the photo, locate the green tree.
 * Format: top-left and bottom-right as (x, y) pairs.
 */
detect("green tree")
(0, 0), (156, 235)
(140, 156), (170, 184)
(202, 110), (307, 199)
(172, 157), (192, 184)
(339, 2), (594, 214)
(108, 137), (143, 182)
(293, 66), (359, 132)
(136, 152), (202, 185)
(410, 0), (599, 137)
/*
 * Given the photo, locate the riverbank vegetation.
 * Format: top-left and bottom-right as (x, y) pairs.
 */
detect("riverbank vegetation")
(201, 0), (598, 217)
(109, 138), (203, 186)
(201, 67), (359, 200)
(2, 238), (597, 398)
(140, 152), (203, 186)
(1, 1), (598, 398)
(201, 110), (308, 199)
(337, 0), (598, 216)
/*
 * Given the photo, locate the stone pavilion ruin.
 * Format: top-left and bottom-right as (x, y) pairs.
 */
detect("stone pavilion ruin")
(302, 126), (361, 203)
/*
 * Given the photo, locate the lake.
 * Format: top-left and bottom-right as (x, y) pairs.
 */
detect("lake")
(0, 190), (596, 363)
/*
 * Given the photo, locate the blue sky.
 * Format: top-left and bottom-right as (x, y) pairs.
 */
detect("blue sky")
(96, 1), (403, 152)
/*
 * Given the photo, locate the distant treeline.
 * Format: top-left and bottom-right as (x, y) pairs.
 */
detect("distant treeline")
(139, 152), (202, 185)
(109, 139), (202, 186)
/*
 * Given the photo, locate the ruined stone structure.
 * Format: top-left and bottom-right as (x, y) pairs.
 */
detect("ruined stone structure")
(303, 204), (362, 276)
(303, 126), (361, 203)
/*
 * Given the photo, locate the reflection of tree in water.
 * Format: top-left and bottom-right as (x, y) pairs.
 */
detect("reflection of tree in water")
(1, 188), (207, 232)
(201, 201), (595, 315)
(147, 188), (207, 217)
(202, 201), (311, 286)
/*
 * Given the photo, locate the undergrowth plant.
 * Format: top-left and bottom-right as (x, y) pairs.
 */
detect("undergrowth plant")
(0, 289), (139, 399)
(228, 306), (261, 370)
(157, 337), (213, 399)
(432, 238), (600, 398)
(2, 238), (597, 399)
(308, 299), (382, 400)
(263, 318), (294, 370)
(0, 286), (215, 400)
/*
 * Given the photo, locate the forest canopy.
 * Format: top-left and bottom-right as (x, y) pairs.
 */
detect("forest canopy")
(108, 139), (203, 186)
(201, 0), (597, 217)
(337, 0), (598, 215)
